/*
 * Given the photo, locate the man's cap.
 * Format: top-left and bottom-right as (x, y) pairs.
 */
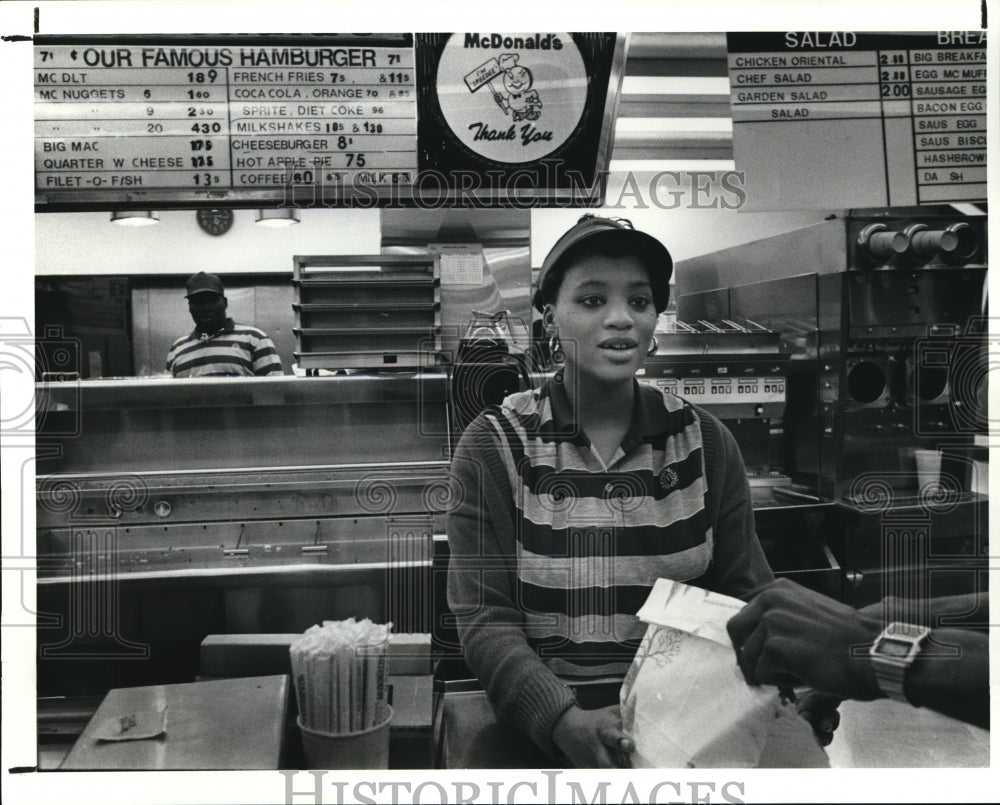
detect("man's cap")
(185, 272), (225, 298)
(534, 215), (673, 313)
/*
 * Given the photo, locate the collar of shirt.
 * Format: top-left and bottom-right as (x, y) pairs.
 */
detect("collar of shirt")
(193, 318), (236, 340)
(545, 377), (674, 453)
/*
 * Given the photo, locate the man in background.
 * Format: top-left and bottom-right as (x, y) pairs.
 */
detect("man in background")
(166, 272), (284, 377)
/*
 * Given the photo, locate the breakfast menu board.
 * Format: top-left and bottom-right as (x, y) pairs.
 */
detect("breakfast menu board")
(35, 36), (418, 205)
(726, 32), (987, 211)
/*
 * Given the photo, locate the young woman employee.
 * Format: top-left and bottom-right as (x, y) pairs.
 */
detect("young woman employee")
(446, 215), (775, 767)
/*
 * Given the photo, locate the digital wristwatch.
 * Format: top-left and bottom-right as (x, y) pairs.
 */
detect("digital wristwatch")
(869, 621), (931, 703)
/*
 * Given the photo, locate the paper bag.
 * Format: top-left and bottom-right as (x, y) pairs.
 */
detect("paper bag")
(620, 579), (780, 768)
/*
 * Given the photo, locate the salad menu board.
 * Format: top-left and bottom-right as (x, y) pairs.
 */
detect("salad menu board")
(726, 32), (987, 211)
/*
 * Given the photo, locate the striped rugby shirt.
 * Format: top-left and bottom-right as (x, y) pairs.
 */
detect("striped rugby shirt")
(486, 380), (711, 681)
(166, 318), (283, 377)
(447, 378), (772, 752)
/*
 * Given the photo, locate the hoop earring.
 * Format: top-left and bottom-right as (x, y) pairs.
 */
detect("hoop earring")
(647, 336), (659, 357)
(549, 334), (565, 366)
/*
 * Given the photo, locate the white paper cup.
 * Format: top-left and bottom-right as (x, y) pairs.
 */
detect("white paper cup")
(298, 704), (392, 769)
(914, 448), (942, 491)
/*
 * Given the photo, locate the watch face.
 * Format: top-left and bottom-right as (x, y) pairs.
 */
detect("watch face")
(876, 637), (914, 658)
(197, 208), (234, 236)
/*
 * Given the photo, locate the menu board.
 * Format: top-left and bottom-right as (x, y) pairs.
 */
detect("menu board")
(34, 31), (624, 211)
(34, 33), (624, 209)
(726, 32), (987, 211)
(35, 36), (417, 206)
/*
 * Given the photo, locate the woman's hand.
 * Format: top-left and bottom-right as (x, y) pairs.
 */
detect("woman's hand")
(552, 705), (634, 768)
(796, 690), (842, 747)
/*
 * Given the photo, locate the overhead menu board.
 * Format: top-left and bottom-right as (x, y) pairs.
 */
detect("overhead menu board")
(726, 32), (987, 211)
(34, 33), (624, 209)
(35, 36), (417, 207)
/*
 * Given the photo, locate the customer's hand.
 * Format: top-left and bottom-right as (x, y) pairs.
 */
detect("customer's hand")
(552, 705), (633, 768)
(726, 578), (883, 701)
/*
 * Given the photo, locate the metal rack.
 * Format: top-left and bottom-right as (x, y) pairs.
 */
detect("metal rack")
(292, 254), (442, 371)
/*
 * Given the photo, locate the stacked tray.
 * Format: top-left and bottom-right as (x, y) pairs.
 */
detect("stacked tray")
(293, 254), (442, 370)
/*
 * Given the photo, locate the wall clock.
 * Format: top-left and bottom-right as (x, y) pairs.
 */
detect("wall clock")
(196, 208), (234, 236)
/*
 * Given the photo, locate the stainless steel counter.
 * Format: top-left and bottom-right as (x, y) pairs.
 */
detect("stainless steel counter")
(35, 373), (452, 696)
(59, 675), (289, 770)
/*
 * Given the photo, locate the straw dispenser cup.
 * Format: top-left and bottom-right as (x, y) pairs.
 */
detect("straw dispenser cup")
(290, 619), (393, 769)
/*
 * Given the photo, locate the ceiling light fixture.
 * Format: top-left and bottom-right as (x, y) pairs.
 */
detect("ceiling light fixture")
(255, 209), (301, 227)
(110, 210), (160, 226)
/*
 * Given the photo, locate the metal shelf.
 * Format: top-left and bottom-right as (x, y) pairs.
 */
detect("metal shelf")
(293, 326), (441, 336)
(293, 302), (439, 312)
(294, 277), (437, 288)
(293, 253), (442, 370)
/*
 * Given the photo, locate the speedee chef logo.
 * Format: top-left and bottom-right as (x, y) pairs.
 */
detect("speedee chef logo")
(436, 33), (588, 164)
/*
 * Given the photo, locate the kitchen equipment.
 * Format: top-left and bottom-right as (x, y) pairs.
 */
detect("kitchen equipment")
(677, 208), (988, 502)
(35, 374), (451, 696)
(641, 318), (791, 502)
(676, 208), (988, 607)
(293, 254), (442, 371)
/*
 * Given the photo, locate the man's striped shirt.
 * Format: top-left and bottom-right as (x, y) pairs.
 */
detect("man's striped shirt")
(166, 318), (283, 377)
(483, 379), (710, 681)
